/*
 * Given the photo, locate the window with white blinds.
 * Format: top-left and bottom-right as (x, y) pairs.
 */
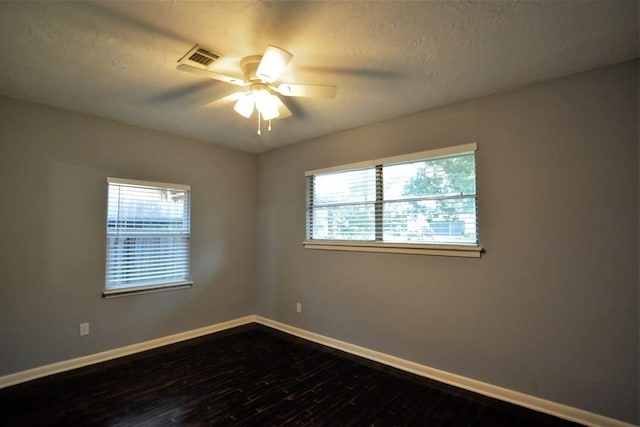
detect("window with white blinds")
(105, 177), (192, 296)
(304, 143), (481, 257)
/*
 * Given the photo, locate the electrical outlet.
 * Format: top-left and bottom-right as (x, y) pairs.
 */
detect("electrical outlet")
(296, 303), (302, 314)
(79, 322), (90, 336)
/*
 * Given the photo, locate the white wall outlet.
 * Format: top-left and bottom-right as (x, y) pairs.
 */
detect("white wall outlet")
(296, 302), (302, 314)
(79, 322), (90, 336)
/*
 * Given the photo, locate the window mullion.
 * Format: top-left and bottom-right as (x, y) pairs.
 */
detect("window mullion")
(306, 176), (314, 240)
(375, 165), (383, 241)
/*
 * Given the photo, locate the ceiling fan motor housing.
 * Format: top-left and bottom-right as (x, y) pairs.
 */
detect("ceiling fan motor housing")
(240, 56), (263, 82)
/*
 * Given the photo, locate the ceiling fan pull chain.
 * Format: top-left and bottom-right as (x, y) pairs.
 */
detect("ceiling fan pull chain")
(268, 119), (272, 132)
(257, 111), (262, 136)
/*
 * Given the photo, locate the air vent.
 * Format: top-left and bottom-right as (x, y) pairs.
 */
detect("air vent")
(189, 48), (218, 66)
(177, 45), (222, 69)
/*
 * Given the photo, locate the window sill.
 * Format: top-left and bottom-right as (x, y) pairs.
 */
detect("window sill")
(102, 281), (193, 299)
(302, 240), (483, 258)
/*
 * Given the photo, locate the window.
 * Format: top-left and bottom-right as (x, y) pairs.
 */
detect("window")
(104, 177), (192, 297)
(304, 143), (481, 257)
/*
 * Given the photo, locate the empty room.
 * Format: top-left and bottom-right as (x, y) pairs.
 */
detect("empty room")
(0, 1), (638, 426)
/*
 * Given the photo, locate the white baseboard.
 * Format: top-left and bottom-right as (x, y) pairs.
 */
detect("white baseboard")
(254, 316), (636, 427)
(0, 315), (255, 389)
(1, 315), (635, 427)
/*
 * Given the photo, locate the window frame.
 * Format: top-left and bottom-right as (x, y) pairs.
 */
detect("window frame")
(103, 177), (193, 298)
(303, 143), (482, 258)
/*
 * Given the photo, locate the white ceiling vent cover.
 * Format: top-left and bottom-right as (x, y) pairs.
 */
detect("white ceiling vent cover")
(177, 45), (221, 69)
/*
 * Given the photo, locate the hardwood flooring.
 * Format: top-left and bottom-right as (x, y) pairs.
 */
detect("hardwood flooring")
(0, 324), (583, 426)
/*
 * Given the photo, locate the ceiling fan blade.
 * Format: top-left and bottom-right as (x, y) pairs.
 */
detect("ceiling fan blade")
(275, 83), (337, 99)
(203, 91), (246, 108)
(176, 64), (246, 87)
(256, 45), (293, 84)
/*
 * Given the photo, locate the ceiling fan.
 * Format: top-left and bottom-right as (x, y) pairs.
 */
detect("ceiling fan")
(177, 45), (337, 135)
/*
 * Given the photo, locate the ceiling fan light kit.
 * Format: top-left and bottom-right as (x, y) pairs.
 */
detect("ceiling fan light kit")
(177, 44), (337, 136)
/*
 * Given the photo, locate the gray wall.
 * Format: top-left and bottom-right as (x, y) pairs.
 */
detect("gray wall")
(0, 96), (257, 375)
(255, 61), (639, 423)
(1, 62), (637, 424)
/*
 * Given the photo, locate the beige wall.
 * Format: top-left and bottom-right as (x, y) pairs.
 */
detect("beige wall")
(255, 61), (639, 423)
(0, 97), (257, 375)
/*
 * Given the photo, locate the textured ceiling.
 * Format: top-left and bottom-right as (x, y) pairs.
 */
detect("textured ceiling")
(0, 1), (637, 153)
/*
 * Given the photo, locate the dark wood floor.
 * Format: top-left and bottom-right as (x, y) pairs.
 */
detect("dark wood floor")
(0, 324), (582, 426)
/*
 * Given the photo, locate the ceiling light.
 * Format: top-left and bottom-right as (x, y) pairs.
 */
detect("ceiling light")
(233, 85), (283, 134)
(256, 45), (293, 83)
(255, 89), (280, 121)
(233, 92), (254, 118)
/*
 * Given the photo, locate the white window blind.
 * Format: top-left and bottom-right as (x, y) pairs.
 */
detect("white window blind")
(305, 143), (480, 256)
(105, 178), (191, 294)
(307, 167), (377, 240)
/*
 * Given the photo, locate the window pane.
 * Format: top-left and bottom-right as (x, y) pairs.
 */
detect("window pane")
(311, 204), (375, 240)
(106, 236), (189, 288)
(106, 180), (190, 290)
(309, 167), (376, 240)
(107, 185), (189, 234)
(384, 153), (476, 200)
(313, 168), (376, 205)
(383, 197), (477, 244)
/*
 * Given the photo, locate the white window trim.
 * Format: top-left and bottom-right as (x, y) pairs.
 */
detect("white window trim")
(107, 176), (191, 191)
(104, 177), (193, 298)
(305, 143), (478, 176)
(304, 143), (482, 258)
(102, 281), (193, 299)
(303, 240), (482, 258)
